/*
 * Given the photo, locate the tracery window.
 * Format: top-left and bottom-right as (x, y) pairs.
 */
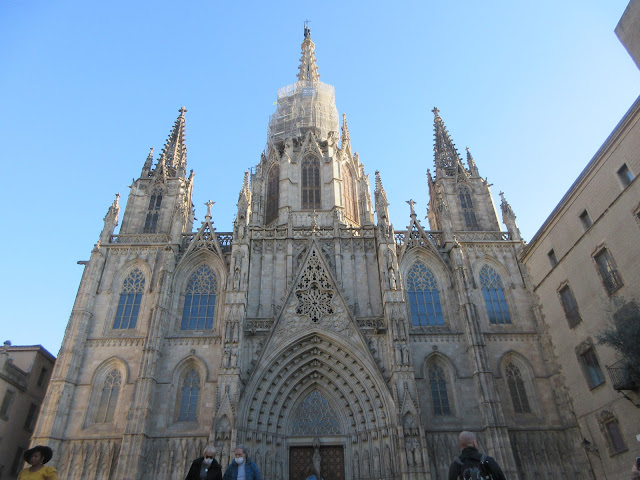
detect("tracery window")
(96, 369), (121, 423)
(291, 390), (341, 436)
(342, 165), (357, 222)
(302, 156), (321, 210)
(479, 265), (511, 324)
(265, 163), (280, 224)
(428, 364), (451, 416)
(178, 369), (200, 422)
(113, 269), (145, 329)
(505, 363), (531, 414)
(181, 265), (217, 330)
(406, 262), (444, 327)
(143, 192), (162, 233)
(458, 185), (478, 230)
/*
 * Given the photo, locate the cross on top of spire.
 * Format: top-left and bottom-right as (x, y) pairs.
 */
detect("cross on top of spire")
(179, 106), (187, 116)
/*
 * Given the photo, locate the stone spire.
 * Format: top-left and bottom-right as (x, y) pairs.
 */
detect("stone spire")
(500, 191), (522, 241)
(341, 113), (352, 155)
(159, 107), (188, 177)
(141, 147), (154, 177)
(297, 22), (319, 83)
(374, 170), (390, 228)
(432, 107), (465, 178)
(466, 147), (479, 177)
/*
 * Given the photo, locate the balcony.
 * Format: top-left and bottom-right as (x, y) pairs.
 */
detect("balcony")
(606, 359), (639, 391)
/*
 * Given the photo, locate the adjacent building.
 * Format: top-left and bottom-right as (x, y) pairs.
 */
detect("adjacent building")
(0, 341), (55, 480)
(521, 4), (640, 479)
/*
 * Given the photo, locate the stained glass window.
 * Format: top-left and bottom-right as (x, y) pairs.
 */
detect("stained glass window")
(291, 390), (341, 435)
(181, 265), (217, 330)
(302, 156), (321, 209)
(113, 269), (145, 329)
(342, 165), (357, 222)
(406, 262), (444, 326)
(96, 369), (121, 423)
(266, 164), (280, 224)
(178, 369), (200, 422)
(458, 185), (478, 230)
(479, 265), (511, 324)
(429, 364), (451, 416)
(505, 363), (531, 414)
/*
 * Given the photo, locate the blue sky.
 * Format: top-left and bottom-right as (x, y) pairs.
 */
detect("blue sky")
(1, 1), (638, 355)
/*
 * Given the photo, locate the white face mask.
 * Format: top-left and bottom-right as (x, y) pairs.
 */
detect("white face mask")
(203, 458), (213, 466)
(235, 457), (244, 465)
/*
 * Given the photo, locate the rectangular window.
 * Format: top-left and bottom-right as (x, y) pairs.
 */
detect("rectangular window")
(37, 367), (48, 387)
(548, 249), (558, 267)
(579, 348), (606, 388)
(23, 403), (39, 431)
(0, 389), (16, 419)
(604, 418), (626, 453)
(594, 248), (623, 294)
(579, 210), (593, 230)
(559, 285), (581, 327)
(617, 164), (633, 188)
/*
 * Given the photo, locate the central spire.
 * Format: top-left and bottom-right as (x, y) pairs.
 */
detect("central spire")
(297, 21), (319, 83)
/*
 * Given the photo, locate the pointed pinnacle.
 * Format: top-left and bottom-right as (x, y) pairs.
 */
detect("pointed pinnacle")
(297, 26), (320, 82)
(160, 108), (188, 171)
(342, 113), (351, 142)
(374, 170), (386, 195)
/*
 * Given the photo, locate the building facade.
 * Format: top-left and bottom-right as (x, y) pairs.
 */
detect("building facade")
(32, 27), (593, 480)
(0, 342), (55, 480)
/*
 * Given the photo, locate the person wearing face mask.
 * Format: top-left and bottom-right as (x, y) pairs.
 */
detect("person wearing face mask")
(222, 445), (261, 480)
(185, 445), (222, 480)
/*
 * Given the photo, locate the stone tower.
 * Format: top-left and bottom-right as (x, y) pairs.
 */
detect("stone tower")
(32, 26), (593, 480)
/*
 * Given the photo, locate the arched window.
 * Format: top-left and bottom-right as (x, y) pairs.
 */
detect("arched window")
(113, 269), (145, 329)
(479, 265), (511, 324)
(505, 363), (531, 414)
(342, 165), (357, 222)
(143, 192), (162, 233)
(406, 262), (444, 326)
(96, 369), (121, 423)
(302, 156), (321, 210)
(290, 390), (341, 436)
(181, 265), (217, 330)
(265, 163), (280, 224)
(178, 369), (200, 422)
(458, 186), (478, 230)
(428, 363), (451, 416)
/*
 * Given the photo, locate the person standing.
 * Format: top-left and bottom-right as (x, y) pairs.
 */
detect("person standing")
(222, 445), (261, 480)
(18, 445), (58, 480)
(448, 431), (506, 480)
(185, 445), (222, 480)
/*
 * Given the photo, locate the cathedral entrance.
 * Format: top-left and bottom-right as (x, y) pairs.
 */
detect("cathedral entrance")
(289, 445), (344, 480)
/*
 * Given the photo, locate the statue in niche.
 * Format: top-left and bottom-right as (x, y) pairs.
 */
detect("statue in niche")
(233, 267), (241, 291)
(312, 437), (321, 479)
(389, 268), (397, 290)
(230, 346), (238, 367)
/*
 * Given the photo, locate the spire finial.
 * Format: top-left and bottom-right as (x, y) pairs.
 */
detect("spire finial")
(342, 113), (351, 144)
(432, 107), (464, 177)
(179, 106), (187, 116)
(297, 23), (319, 82)
(159, 108), (188, 175)
(205, 200), (215, 220)
(406, 199), (417, 216)
(304, 20), (311, 38)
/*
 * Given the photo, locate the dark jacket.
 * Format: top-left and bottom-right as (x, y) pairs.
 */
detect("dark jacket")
(448, 446), (506, 480)
(222, 459), (261, 480)
(185, 456), (222, 480)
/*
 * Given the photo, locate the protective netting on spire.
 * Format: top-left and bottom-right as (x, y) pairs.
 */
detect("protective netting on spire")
(268, 80), (339, 144)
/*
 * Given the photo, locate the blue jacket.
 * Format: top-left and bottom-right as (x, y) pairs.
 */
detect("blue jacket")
(222, 460), (261, 480)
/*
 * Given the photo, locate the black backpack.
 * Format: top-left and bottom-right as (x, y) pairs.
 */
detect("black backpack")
(454, 454), (494, 480)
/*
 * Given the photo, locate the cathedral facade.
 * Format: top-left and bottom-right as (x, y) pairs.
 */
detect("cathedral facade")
(32, 27), (593, 480)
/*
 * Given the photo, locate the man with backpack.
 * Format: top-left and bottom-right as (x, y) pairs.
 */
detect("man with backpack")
(448, 431), (507, 480)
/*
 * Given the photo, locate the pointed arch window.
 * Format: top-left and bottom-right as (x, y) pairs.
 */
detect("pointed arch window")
(479, 265), (511, 324)
(113, 269), (145, 329)
(458, 185), (478, 230)
(505, 363), (531, 414)
(96, 369), (121, 423)
(291, 390), (341, 436)
(181, 265), (217, 330)
(143, 192), (162, 233)
(178, 369), (200, 422)
(265, 163), (280, 224)
(428, 364), (451, 416)
(302, 156), (321, 210)
(342, 164), (357, 223)
(406, 262), (444, 326)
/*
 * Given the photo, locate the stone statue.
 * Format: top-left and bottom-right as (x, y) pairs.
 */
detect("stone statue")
(313, 437), (321, 478)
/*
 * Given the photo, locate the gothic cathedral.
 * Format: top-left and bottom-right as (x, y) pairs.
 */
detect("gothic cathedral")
(33, 26), (593, 480)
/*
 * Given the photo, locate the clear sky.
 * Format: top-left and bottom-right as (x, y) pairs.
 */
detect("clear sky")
(1, 1), (638, 355)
